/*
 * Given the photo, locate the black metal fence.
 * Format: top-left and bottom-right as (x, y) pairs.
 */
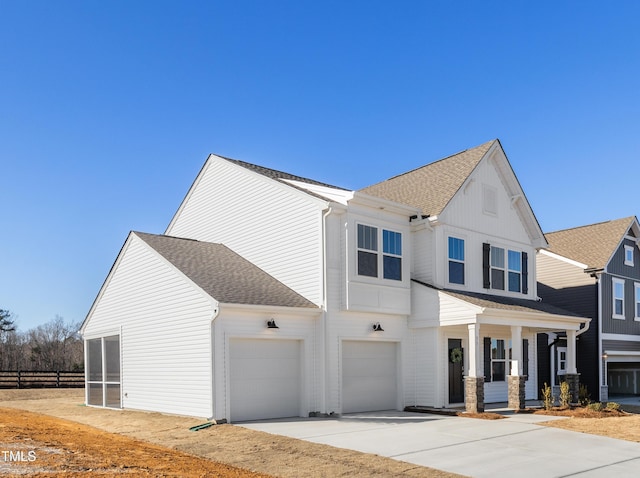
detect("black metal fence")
(0, 370), (84, 389)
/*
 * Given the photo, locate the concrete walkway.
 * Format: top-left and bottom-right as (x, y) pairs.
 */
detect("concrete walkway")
(241, 409), (640, 477)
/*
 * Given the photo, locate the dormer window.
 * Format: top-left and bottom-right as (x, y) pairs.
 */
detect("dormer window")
(625, 245), (634, 266)
(357, 224), (402, 281)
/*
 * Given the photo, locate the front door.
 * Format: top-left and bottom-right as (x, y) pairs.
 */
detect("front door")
(448, 338), (464, 404)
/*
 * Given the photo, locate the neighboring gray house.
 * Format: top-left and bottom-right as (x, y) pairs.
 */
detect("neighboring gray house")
(537, 216), (640, 401)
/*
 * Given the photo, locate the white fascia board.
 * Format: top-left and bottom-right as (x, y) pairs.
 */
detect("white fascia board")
(478, 309), (589, 330)
(218, 302), (322, 317)
(166, 153), (215, 234)
(538, 249), (589, 270)
(487, 144), (548, 249)
(604, 350), (640, 356)
(80, 231), (136, 336)
(280, 179), (354, 205)
(350, 191), (421, 216)
(602, 333), (640, 342)
(131, 232), (220, 313)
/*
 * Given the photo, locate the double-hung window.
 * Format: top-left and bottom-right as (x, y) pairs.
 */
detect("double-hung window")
(635, 283), (640, 321)
(613, 278), (625, 319)
(490, 246), (505, 290)
(357, 224), (402, 281)
(357, 224), (378, 278)
(490, 338), (509, 382)
(382, 229), (402, 280)
(508, 250), (522, 292)
(448, 237), (465, 285)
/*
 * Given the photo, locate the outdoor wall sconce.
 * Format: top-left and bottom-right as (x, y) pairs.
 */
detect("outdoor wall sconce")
(372, 322), (384, 332)
(267, 319), (279, 329)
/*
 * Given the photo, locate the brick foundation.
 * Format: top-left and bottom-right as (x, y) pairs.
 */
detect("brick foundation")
(465, 376), (484, 413)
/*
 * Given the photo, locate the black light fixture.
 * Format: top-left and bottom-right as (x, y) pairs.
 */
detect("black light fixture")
(372, 322), (384, 332)
(267, 319), (279, 329)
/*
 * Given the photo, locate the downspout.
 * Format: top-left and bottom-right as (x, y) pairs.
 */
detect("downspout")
(320, 206), (333, 415)
(209, 304), (220, 421)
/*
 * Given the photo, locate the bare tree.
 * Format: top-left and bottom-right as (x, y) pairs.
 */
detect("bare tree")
(27, 316), (83, 371)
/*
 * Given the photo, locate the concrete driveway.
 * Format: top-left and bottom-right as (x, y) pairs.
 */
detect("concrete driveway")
(240, 410), (640, 477)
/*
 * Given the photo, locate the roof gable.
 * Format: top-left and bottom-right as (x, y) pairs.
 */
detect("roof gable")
(360, 140), (494, 216)
(545, 216), (639, 270)
(135, 232), (318, 308)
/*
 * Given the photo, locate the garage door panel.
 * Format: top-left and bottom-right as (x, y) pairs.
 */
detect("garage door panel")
(342, 341), (398, 413)
(230, 339), (301, 422)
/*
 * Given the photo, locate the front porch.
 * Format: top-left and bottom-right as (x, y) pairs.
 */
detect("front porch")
(434, 288), (590, 413)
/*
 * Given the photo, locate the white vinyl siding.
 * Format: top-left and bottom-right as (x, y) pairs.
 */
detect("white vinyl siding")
(167, 157), (325, 305)
(84, 235), (215, 418)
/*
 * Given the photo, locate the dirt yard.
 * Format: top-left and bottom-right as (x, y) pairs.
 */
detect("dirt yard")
(0, 389), (461, 477)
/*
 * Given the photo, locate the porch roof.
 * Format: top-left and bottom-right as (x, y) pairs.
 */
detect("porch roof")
(412, 280), (590, 330)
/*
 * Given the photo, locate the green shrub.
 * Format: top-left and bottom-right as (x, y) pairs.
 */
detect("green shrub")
(559, 381), (571, 408)
(578, 384), (591, 406)
(541, 382), (553, 410)
(587, 402), (603, 412)
(606, 401), (620, 411)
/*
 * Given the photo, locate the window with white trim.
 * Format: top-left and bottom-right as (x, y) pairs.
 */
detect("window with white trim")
(613, 278), (625, 319)
(490, 246), (505, 290)
(448, 237), (465, 285)
(625, 245), (634, 266)
(508, 250), (522, 292)
(635, 283), (640, 321)
(491, 338), (508, 382)
(356, 224), (402, 281)
(557, 347), (567, 376)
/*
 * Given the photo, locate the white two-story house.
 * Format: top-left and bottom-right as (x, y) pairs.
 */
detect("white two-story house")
(81, 139), (589, 421)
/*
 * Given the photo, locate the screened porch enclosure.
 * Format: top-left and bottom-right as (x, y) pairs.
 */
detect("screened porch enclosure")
(86, 335), (121, 408)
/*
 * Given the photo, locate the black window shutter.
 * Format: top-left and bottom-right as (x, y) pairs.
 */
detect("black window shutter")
(483, 243), (491, 289)
(523, 338), (529, 380)
(483, 337), (492, 382)
(522, 252), (529, 295)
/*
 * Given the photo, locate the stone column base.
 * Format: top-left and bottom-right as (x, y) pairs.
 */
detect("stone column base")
(563, 373), (580, 404)
(508, 375), (527, 409)
(465, 376), (484, 413)
(600, 385), (609, 403)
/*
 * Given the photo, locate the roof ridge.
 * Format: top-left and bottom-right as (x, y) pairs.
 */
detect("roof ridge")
(218, 155), (348, 191)
(367, 139), (497, 186)
(546, 216), (636, 235)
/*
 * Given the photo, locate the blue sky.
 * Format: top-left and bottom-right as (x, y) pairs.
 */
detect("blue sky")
(2, 1), (639, 331)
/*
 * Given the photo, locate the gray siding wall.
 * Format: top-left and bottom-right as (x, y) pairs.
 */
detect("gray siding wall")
(606, 238), (640, 280)
(601, 273), (640, 335)
(602, 339), (640, 353)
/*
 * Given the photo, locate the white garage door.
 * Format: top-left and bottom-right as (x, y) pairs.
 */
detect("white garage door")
(230, 338), (301, 422)
(342, 341), (398, 413)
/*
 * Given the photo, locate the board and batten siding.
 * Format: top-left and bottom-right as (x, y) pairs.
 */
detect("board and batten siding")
(438, 155), (532, 246)
(606, 238), (640, 280)
(84, 234), (216, 418)
(167, 156), (326, 306)
(601, 273), (640, 335)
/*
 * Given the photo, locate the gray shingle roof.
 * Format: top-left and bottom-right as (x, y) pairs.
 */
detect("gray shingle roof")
(360, 140), (496, 216)
(135, 232), (318, 309)
(222, 156), (349, 190)
(544, 216), (636, 270)
(413, 280), (584, 317)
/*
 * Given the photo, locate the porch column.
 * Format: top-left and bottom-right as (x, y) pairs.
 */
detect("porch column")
(565, 329), (580, 403)
(465, 323), (484, 413)
(508, 325), (526, 409)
